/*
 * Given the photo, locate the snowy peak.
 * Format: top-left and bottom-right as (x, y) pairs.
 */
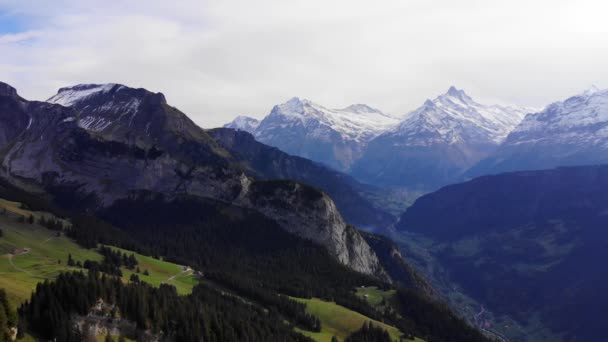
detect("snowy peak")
(230, 97), (399, 171)
(342, 104), (383, 115)
(468, 86), (608, 177)
(444, 85), (471, 101)
(261, 97), (398, 142)
(395, 87), (528, 145)
(510, 85), (608, 137)
(48, 83), (167, 108)
(223, 115), (260, 133)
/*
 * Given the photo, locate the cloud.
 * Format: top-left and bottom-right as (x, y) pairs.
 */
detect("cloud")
(1, 0), (608, 127)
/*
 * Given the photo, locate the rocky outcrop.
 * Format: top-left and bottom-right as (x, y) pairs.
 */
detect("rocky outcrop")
(72, 299), (154, 341)
(239, 180), (389, 280)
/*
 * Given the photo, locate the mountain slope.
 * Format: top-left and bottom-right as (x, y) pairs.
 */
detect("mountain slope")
(248, 97), (398, 171)
(468, 86), (608, 176)
(396, 165), (608, 341)
(351, 87), (528, 190)
(208, 128), (395, 231)
(0, 82), (385, 278)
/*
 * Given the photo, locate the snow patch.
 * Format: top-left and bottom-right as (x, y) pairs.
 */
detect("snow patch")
(47, 84), (116, 107)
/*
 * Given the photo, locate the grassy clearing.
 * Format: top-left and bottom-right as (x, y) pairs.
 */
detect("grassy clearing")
(293, 297), (421, 342)
(108, 246), (199, 295)
(355, 286), (396, 308)
(0, 210), (101, 306)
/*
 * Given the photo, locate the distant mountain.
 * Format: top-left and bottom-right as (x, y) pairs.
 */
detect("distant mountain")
(208, 127), (396, 231)
(468, 86), (608, 177)
(351, 87), (528, 190)
(396, 165), (608, 341)
(241, 97), (399, 171)
(224, 115), (260, 132)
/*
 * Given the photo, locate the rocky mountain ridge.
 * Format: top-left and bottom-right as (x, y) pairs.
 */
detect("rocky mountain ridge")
(0, 81), (391, 280)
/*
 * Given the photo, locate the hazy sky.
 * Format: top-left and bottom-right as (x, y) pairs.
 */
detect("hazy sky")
(1, 0), (608, 127)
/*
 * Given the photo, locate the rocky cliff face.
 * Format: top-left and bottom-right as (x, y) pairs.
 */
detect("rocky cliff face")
(239, 180), (388, 278)
(0, 81), (394, 280)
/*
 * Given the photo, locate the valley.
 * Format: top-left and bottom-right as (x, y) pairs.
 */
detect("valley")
(2, 2), (606, 341)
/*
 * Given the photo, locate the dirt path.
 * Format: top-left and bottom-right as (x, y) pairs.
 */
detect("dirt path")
(164, 269), (192, 283)
(8, 248), (50, 279)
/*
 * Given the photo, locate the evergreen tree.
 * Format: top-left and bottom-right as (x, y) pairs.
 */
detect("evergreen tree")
(67, 254), (75, 267)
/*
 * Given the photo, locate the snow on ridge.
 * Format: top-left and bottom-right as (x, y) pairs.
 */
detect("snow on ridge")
(257, 97), (399, 143)
(224, 115), (260, 133)
(47, 83), (117, 107)
(391, 87), (528, 145)
(510, 85), (608, 136)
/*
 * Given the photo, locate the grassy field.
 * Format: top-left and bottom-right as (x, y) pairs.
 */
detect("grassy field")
(0, 208), (101, 306)
(293, 297), (422, 342)
(109, 246), (199, 295)
(0, 197), (198, 301)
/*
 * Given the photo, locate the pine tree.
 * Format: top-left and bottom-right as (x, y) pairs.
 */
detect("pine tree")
(67, 254), (75, 267)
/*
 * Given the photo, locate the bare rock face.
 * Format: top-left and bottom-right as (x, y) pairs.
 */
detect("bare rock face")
(239, 180), (389, 280)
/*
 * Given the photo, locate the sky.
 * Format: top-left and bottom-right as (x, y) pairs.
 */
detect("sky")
(1, 0), (608, 128)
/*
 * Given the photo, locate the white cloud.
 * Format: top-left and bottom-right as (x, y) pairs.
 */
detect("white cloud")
(1, 0), (608, 127)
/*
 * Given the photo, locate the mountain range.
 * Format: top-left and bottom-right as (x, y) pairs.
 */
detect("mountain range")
(226, 87), (530, 190)
(229, 97), (399, 172)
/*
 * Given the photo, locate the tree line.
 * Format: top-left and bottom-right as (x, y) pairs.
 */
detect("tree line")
(18, 271), (313, 342)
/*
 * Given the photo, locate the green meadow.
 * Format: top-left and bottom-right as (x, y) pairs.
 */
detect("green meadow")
(109, 246), (199, 295)
(293, 297), (422, 342)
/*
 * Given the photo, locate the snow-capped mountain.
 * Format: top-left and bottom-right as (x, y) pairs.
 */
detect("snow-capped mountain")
(468, 86), (608, 176)
(239, 97), (399, 171)
(395, 86), (528, 145)
(48, 83), (220, 153)
(350, 87), (529, 189)
(223, 115), (260, 133)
